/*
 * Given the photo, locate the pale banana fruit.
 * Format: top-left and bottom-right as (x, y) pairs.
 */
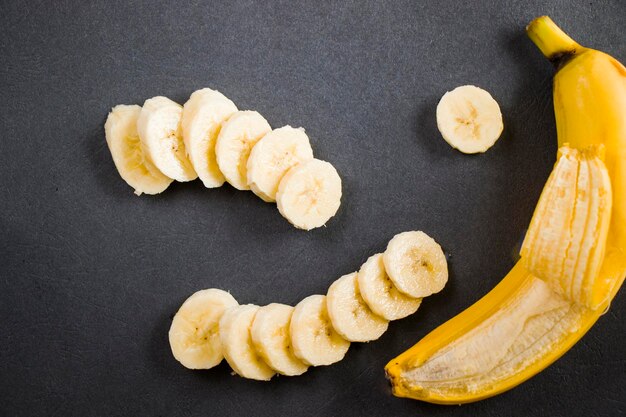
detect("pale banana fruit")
(168, 289), (238, 370)
(357, 253), (422, 320)
(521, 145), (612, 308)
(386, 16), (626, 404)
(181, 88), (238, 188)
(137, 96), (198, 182)
(326, 272), (389, 342)
(104, 104), (172, 195)
(383, 231), (448, 298)
(215, 111), (272, 190)
(289, 294), (350, 366)
(436, 85), (503, 154)
(246, 126), (314, 202)
(251, 303), (309, 376)
(276, 159), (342, 230)
(219, 304), (276, 381)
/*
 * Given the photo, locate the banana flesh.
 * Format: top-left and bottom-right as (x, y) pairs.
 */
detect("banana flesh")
(104, 104), (173, 195)
(436, 85), (503, 154)
(137, 96), (198, 182)
(276, 159), (342, 230)
(386, 16), (626, 404)
(106, 89), (342, 230)
(181, 88), (238, 188)
(168, 231), (446, 378)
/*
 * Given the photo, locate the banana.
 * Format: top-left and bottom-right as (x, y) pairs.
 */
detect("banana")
(251, 303), (309, 376)
(181, 88), (238, 188)
(215, 110), (272, 190)
(326, 272), (389, 342)
(168, 289), (238, 370)
(357, 253), (422, 320)
(276, 159), (342, 230)
(246, 126), (314, 202)
(386, 16), (626, 404)
(289, 294), (350, 366)
(104, 104), (173, 195)
(383, 231), (448, 298)
(436, 85), (503, 154)
(520, 145), (612, 307)
(137, 96), (197, 182)
(219, 304), (276, 381)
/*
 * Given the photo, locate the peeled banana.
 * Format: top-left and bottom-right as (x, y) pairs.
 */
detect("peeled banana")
(436, 85), (503, 153)
(247, 126), (314, 202)
(169, 231), (446, 379)
(386, 16), (626, 404)
(105, 90), (342, 230)
(104, 104), (173, 195)
(137, 96), (197, 182)
(181, 88), (237, 188)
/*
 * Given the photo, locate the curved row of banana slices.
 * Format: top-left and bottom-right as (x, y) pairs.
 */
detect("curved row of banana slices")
(169, 230), (448, 380)
(104, 88), (341, 230)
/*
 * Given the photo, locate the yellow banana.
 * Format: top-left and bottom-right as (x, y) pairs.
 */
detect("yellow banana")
(385, 16), (626, 404)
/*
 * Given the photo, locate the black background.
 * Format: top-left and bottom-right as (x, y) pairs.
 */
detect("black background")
(1, 1), (625, 416)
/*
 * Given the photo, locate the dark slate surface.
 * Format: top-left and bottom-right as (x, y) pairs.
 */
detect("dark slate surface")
(1, 1), (625, 416)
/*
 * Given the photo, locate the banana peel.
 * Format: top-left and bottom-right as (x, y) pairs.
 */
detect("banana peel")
(385, 16), (626, 404)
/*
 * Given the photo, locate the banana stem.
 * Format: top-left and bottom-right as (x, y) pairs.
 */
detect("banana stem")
(527, 16), (582, 63)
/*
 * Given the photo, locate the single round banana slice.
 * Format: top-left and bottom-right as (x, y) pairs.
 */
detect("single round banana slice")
(168, 289), (238, 369)
(251, 303), (309, 376)
(104, 104), (173, 195)
(219, 304), (276, 381)
(246, 126), (314, 202)
(181, 88), (238, 188)
(383, 231), (448, 298)
(358, 253), (422, 320)
(436, 85), (503, 154)
(290, 294), (350, 366)
(215, 111), (272, 190)
(137, 96), (197, 182)
(276, 159), (342, 230)
(326, 272), (389, 342)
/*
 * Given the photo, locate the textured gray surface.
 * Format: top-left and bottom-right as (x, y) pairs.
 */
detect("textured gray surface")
(1, 1), (625, 416)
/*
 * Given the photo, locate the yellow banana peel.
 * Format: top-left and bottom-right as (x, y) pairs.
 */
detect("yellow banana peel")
(385, 16), (626, 404)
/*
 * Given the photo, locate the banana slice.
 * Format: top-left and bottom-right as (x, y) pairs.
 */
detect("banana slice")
(383, 231), (448, 298)
(436, 85), (503, 154)
(181, 88), (238, 188)
(104, 104), (173, 195)
(168, 289), (238, 370)
(215, 111), (272, 190)
(276, 159), (342, 230)
(357, 253), (422, 320)
(251, 303), (309, 376)
(219, 304), (276, 381)
(246, 126), (314, 202)
(137, 96), (197, 182)
(326, 272), (389, 342)
(289, 294), (350, 366)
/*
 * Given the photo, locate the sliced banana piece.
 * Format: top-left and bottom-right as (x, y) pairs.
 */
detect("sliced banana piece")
(358, 253), (422, 320)
(246, 126), (314, 202)
(168, 289), (238, 370)
(215, 111), (272, 190)
(383, 231), (448, 298)
(137, 96), (197, 182)
(326, 272), (389, 342)
(181, 88), (238, 188)
(251, 303), (309, 376)
(276, 159), (342, 230)
(104, 104), (173, 195)
(290, 294), (350, 366)
(219, 304), (276, 381)
(436, 85), (503, 154)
